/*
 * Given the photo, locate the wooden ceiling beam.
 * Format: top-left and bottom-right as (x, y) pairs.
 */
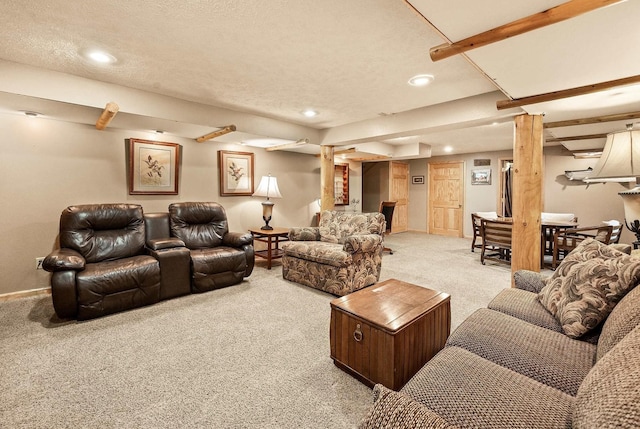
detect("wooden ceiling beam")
(347, 155), (392, 162)
(497, 74), (640, 110)
(265, 138), (309, 152)
(546, 133), (608, 143)
(544, 111), (640, 128)
(195, 125), (236, 142)
(429, 0), (623, 62)
(314, 148), (356, 157)
(95, 102), (119, 130)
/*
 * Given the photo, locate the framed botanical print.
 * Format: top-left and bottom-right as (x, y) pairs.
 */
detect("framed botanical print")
(128, 138), (180, 195)
(218, 150), (254, 196)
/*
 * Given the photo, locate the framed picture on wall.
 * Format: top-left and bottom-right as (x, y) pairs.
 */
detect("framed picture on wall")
(411, 175), (425, 184)
(218, 150), (254, 196)
(128, 138), (181, 195)
(471, 168), (491, 185)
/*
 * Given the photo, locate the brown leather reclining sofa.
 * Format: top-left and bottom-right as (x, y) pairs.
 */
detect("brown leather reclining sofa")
(43, 202), (254, 320)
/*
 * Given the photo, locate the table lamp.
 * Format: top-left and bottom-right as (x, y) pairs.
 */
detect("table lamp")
(252, 174), (282, 230)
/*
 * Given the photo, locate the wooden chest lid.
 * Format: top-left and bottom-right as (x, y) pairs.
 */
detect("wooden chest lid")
(330, 279), (450, 333)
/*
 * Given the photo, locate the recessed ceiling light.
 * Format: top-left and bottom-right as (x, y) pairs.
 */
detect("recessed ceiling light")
(302, 109), (318, 118)
(443, 146), (453, 153)
(408, 74), (434, 87)
(86, 50), (117, 64)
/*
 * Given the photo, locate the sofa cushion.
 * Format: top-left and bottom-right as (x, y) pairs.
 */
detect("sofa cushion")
(281, 241), (351, 268)
(446, 308), (596, 395)
(400, 346), (575, 429)
(538, 238), (640, 338)
(76, 255), (161, 320)
(60, 204), (146, 263)
(318, 211), (385, 244)
(358, 384), (459, 429)
(488, 288), (563, 333)
(190, 247), (247, 275)
(596, 282), (640, 361)
(574, 324), (640, 428)
(169, 202), (228, 249)
(288, 226), (320, 241)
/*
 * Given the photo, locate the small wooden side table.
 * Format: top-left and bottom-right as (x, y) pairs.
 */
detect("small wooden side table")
(249, 227), (289, 270)
(330, 278), (451, 390)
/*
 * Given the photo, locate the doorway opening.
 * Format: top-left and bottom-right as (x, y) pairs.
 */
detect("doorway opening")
(500, 159), (514, 217)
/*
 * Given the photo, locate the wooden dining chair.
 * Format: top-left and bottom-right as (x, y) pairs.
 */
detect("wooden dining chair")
(480, 218), (513, 265)
(470, 211), (498, 252)
(541, 212), (577, 256)
(552, 224), (614, 269)
(379, 201), (396, 254)
(603, 220), (623, 244)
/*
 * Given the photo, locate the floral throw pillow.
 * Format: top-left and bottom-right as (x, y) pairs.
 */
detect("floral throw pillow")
(538, 238), (640, 339)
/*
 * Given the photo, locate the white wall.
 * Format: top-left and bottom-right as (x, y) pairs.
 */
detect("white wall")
(543, 146), (632, 242)
(0, 113), (329, 295)
(408, 150), (511, 234)
(407, 148), (631, 242)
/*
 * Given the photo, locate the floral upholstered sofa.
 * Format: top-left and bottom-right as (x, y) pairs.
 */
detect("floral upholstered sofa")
(281, 210), (386, 296)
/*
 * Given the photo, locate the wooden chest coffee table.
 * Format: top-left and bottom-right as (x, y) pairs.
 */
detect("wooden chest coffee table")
(330, 278), (451, 390)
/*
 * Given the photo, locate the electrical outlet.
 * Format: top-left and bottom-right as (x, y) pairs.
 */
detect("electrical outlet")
(35, 257), (45, 270)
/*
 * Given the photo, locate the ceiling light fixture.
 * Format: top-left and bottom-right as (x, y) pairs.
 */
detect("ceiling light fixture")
(444, 146), (453, 153)
(408, 74), (434, 87)
(302, 109), (318, 118)
(86, 50), (117, 64)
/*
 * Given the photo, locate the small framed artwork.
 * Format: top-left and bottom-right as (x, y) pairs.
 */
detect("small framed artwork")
(218, 150), (254, 196)
(471, 168), (492, 185)
(128, 138), (180, 195)
(412, 175), (425, 184)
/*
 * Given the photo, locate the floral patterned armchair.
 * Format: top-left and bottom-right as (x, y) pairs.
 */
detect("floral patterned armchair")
(281, 211), (386, 296)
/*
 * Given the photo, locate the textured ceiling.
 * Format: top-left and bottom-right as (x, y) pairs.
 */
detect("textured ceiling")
(0, 0), (495, 129)
(0, 0), (638, 157)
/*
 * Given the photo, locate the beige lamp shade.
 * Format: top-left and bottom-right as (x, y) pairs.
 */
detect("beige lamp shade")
(583, 130), (640, 183)
(252, 174), (282, 230)
(252, 175), (282, 199)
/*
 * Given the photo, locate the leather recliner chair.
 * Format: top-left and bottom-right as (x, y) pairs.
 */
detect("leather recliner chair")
(168, 202), (254, 292)
(43, 204), (162, 320)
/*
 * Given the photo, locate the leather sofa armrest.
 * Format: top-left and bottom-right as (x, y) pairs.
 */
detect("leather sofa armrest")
(147, 237), (185, 251)
(344, 234), (383, 254)
(223, 231), (253, 248)
(289, 227), (320, 241)
(513, 269), (548, 293)
(43, 248), (85, 272)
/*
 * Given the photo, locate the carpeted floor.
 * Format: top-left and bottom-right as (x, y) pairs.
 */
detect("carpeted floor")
(0, 232), (514, 428)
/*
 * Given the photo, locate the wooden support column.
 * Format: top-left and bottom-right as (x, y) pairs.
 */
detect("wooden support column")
(511, 114), (544, 283)
(320, 146), (335, 212)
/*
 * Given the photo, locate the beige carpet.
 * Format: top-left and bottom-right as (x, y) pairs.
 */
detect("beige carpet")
(0, 232), (513, 428)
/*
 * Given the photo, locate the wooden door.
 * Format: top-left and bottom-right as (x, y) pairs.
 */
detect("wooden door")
(428, 161), (464, 237)
(389, 161), (409, 233)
